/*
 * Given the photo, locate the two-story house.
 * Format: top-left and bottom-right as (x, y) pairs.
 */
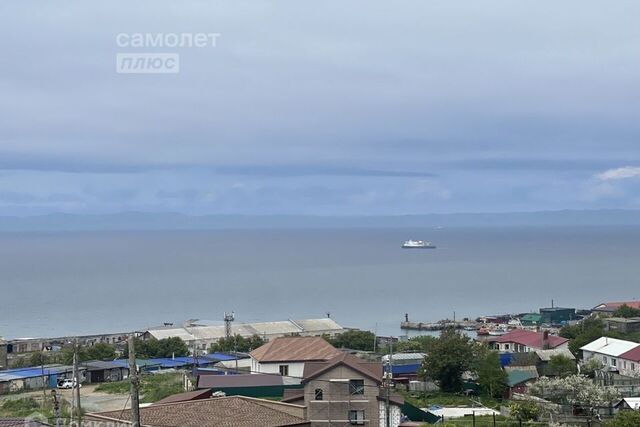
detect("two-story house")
(250, 337), (343, 383)
(282, 353), (404, 427)
(580, 336), (640, 372)
(488, 329), (569, 353)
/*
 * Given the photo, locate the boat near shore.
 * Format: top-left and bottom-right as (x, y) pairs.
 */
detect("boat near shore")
(402, 239), (436, 249)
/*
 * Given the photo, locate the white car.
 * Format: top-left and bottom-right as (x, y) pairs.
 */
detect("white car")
(57, 379), (82, 389)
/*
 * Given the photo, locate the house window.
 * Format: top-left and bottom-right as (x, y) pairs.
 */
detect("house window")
(603, 356), (607, 364)
(504, 344), (510, 351)
(314, 388), (323, 400)
(348, 410), (365, 425)
(633, 363), (636, 370)
(612, 359), (617, 367)
(349, 379), (365, 395)
(279, 365), (289, 376)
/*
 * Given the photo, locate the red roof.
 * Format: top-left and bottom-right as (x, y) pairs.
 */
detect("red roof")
(593, 301), (640, 311)
(620, 346), (640, 363)
(495, 329), (568, 349)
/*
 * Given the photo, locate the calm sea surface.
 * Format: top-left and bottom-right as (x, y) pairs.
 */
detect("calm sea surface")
(1, 226), (639, 339)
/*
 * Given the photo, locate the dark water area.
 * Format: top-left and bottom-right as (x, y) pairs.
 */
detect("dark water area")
(1, 226), (639, 339)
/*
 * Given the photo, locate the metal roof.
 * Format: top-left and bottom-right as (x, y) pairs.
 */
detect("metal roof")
(580, 337), (640, 357)
(382, 353), (426, 362)
(145, 318), (344, 343)
(0, 365), (76, 382)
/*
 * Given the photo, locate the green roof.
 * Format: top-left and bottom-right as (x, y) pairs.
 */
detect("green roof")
(507, 370), (538, 387)
(521, 313), (542, 322)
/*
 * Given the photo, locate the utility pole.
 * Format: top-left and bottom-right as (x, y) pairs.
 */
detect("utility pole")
(51, 389), (61, 427)
(128, 334), (141, 427)
(385, 338), (393, 427)
(72, 339), (81, 425)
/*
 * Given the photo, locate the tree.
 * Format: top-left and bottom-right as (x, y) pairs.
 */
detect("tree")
(421, 328), (475, 392)
(475, 346), (508, 398)
(528, 375), (620, 411)
(508, 401), (540, 422)
(326, 330), (376, 352)
(560, 317), (607, 355)
(209, 334), (265, 353)
(123, 337), (189, 359)
(86, 343), (116, 361)
(395, 336), (435, 353)
(548, 354), (577, 377)
(606, 410), (640, 427)
(613, 304), (640, 318)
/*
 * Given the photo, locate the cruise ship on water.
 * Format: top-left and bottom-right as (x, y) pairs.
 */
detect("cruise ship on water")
(402, 239), (436, 249)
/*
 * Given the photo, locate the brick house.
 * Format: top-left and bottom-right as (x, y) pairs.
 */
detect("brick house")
(283, 353), (404, 427)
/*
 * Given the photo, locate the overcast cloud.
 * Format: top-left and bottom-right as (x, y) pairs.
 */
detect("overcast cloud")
(1, 0), (639, 215)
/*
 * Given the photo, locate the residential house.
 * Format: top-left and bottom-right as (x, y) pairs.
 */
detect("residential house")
(250, 337), (343, 382)
(282, 352), (405, 427)
(504, 367), (538, 398)
(487, 329), (569, 353)
(86, 395), (310, 427)
(580, 337), (640, 371)
(619, 346), (640, 376)
(592, 301), (640, 315)
(604, 317), (640, 334)
(533, 348), (576, 377)
(614, 397), (640, 411)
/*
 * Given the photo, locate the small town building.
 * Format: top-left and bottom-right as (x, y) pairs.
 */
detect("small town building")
(487, 329), (569, 353)
(505, 368), (538, 398)
(282, 352), (406, 427)
(580, 337), (640, 371)
(592, 301), (640, 315)
(0, 365), (84, 393)
(520, 314), (542, 326)
(82, 360), (130, 384)
(250, 337), (342, 382)
(619, 346), (640, 375)
(533, 348), (576, 377)
(381, 353), (425, 382)
(614, 397), (640, 411)
(539, 307), (575, 325)
(86, 395), (310, 427)
(196, 373), (296, 398)
(604, 317), (640, 334)
(143, 318), (345, 353)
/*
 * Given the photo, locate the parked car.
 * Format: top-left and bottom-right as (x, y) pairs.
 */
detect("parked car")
(57, 379), (81, 389)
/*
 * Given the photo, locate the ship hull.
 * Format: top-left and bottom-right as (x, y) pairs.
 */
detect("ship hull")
(402, 245), (436, 249)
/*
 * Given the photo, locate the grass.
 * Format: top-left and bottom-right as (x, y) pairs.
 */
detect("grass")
(95, 372), (185, 403)
(400, 390), (502, 409)
(0, 396), (72, 422)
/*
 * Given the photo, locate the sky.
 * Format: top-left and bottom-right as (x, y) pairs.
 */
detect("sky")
(1, 1), (639, 216)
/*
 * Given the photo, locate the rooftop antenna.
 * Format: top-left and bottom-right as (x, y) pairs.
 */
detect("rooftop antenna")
(224, 312), (235, 339)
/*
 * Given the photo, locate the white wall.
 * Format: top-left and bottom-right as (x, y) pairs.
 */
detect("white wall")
(251, 358), (305, 379)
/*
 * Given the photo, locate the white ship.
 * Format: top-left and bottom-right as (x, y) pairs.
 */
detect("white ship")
(402, 239), (436, 249)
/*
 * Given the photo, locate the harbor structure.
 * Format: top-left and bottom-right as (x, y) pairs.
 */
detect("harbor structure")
(144, 318), (345, 353)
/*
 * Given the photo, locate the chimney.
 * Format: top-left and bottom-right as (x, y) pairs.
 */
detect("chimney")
(542, 331), (550, 350)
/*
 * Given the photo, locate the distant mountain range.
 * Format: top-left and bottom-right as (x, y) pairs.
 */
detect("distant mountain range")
(0, 209), (639, 231)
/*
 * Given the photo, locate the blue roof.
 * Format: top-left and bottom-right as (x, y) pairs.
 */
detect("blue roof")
(0, 365), (74, 381)
(204, 353), (241, 361)
(386, 363), (422, 375)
